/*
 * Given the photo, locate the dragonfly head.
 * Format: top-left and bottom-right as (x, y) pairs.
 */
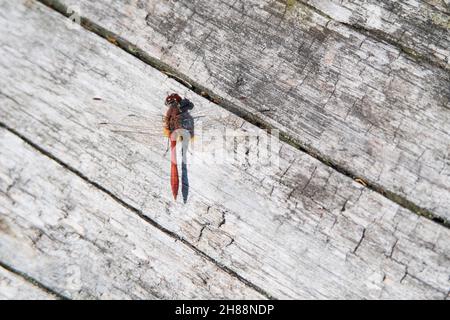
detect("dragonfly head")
(165, 93), (182, 109)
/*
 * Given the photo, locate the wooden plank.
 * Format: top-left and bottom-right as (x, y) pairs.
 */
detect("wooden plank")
(0, 128), (264, 299)
(50, 0), (450, 221)
(303, 0), (450, 70)
(1, 0), (449, 299)
(0, 266), (57, 300)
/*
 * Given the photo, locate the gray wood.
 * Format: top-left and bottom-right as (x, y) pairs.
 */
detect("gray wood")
(0, 266), (57, 300)
(52, 0), (450, 221)
(0, 1), (449, 299)
(0, 128), (264, 299)
(303, 0), (450, 70)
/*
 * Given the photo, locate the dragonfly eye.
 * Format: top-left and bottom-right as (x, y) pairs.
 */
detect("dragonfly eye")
(165, 93), (182, 107)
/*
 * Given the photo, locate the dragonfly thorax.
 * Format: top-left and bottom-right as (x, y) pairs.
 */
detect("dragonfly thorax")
(165, 105), (182, 133)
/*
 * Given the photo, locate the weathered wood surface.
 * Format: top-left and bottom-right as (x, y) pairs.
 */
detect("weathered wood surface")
(54, 0), (450, 221)
(0, 128), (264, 299)
(1, 1), (449, 299)
(0, 266), (57, 300)
(303, 0), (450, 69)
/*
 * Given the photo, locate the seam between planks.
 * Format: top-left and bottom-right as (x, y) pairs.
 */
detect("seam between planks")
(0, 122), (274, 300)
(0, 260), (69, 300)
(293, 0), (450, 72)
(35, 0), (450, 230)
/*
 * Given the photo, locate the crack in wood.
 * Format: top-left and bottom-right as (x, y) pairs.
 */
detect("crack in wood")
(0, 260), (68, 300)
(32, 0), (450, 230)
(294, 0), (450, 72)
(0, 122), (275, 300)
(5, 1), (448, 296)
(353, 228), (366, 254)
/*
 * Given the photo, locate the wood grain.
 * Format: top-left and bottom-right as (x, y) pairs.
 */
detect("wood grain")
(0, 128), (264, 299)
(50, 0), (450, 221)
(0, 1), (449, 299)
(0, 266), (57, 300)
(303, 0), (450, 70)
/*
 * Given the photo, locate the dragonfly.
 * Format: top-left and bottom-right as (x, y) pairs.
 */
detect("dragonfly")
(162, 93), (193, 202)
(99, 93), (228, 203)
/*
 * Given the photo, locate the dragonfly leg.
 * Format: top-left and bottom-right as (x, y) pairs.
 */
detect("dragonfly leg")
(163, 138), (170, 156)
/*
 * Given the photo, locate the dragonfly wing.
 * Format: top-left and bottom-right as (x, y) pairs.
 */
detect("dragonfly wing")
(98, 117), (168, 150)
(98, 105), (242, 153)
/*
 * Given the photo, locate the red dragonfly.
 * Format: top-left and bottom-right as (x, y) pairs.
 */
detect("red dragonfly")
(99, 93), (220, 203)
(164, 93), (194, 201)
